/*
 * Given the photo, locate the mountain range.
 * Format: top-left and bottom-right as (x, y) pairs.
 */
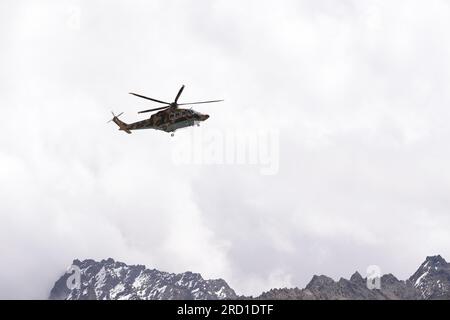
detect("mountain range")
(49, 255), (450, 300)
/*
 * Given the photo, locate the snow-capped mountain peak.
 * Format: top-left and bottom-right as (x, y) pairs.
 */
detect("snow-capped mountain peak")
(50, 255), (450, 300)
(409, 255), (450, 299)
(49, 258), (237, 300)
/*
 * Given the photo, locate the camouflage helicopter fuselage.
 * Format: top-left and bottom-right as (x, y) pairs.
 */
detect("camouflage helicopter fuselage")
(112, 107), (209, 135)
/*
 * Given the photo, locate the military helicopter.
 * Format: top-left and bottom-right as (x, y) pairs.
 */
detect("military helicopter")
(108, 85), (223, 136)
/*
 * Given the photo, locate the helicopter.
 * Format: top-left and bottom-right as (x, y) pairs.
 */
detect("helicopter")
(108, 85), (223, 136)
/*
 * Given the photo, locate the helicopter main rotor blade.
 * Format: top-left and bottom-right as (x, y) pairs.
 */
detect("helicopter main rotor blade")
(174, 85), (185, 103)
(177, 100), (224, 106)
(138, 105), (171, 114)
(129, 92), (170, 105)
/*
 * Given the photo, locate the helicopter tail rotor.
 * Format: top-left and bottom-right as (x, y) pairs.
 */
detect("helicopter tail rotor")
(107, 111), (131, 134)
(107, 111), (124, 123)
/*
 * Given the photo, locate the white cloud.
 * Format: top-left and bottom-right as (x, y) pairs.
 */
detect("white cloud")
(1, 0), (450, 298)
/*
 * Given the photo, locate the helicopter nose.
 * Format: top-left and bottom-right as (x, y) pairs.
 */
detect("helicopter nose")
(202, 114), (209, 121)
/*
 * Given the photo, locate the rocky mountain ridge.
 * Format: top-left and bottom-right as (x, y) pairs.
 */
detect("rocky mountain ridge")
(50, 255), (450, 300)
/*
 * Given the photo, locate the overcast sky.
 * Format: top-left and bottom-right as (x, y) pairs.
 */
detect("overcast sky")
(1, 0), (450, 299)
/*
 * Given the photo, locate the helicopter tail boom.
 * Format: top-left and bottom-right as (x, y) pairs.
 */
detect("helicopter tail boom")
(114, 118), (131, 134)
